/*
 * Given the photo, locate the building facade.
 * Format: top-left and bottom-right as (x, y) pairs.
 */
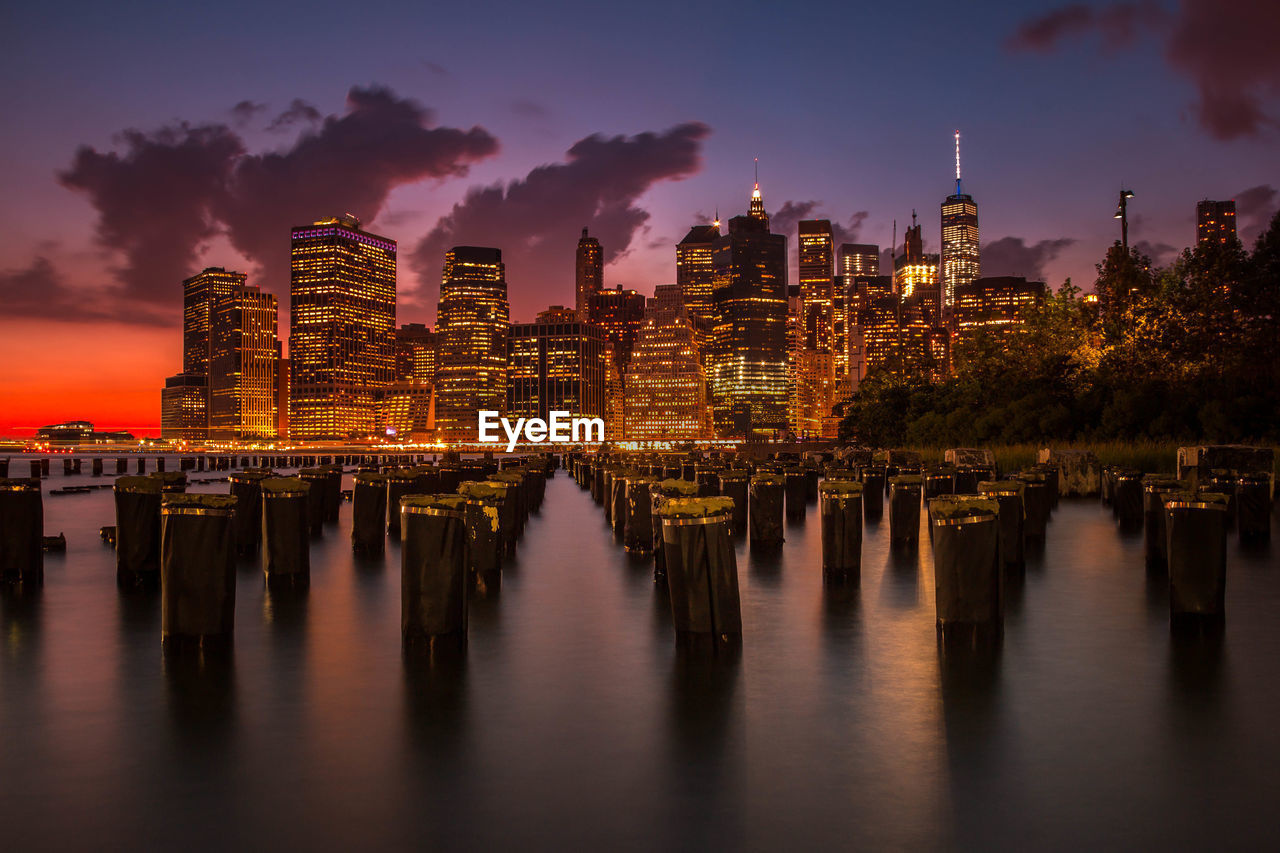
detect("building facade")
(435, 246), (510, 443)
(575, 228), (603, 321)
(953, 276), (1045, 334)
(161, 373), (209, 441)
(289, 215), (396, 440)
(508, 310), (606, 426)
(708, 190), (788, 437)
(676, 223), (720, 362)
(941, 192), (980, 311)
(1196, 199), (1237, 246)
(624, 285), (710, 441)
(209, 285), (279, 440)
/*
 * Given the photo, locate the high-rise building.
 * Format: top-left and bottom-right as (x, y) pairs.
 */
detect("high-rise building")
(508, 308), (606, 426)
(289, 215), (396, 440)
(894, 214), (941, 321)
(588, 285), (646, 370)
(183, 267), (245, 377)
(382, 383), (434, 440)
(838, 244), (880, 279)
(435, 246), (510, 443)
(209, 285), (278, 440)
(394, 323), (436, 384)
(940, 131), (980, 311)
(160, 373), (208, 442)
(624, 286), (710, 441)
(845, 274), (895, 391)
(794, 220), (838, 436)
(575, 228), (603, 321)
(953, 276), (1045, 334)
(1196, 199), (1238, 246)
(676, 223), (720, 361)
(708, 184), (789, 437)
(857, 291), (934, 376)
(276, 355), (290, 438)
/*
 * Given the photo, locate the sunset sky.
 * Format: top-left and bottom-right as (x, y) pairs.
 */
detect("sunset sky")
(2, 0), (1277, 435)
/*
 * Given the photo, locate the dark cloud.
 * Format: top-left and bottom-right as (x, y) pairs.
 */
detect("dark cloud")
(231, 100), (266, 125)
(1133, 239), (1178, 266)
(1167, 0), (1280, 139)
(266, 98), (322, 132)
(422, 60), (450, 77)
(1006, 1), (1162, 52)
(411, 122), (710, 312)
(59, 122), (244, 305)
(0, 257), (169, 325)
(768, 201), (871, 274)
(1008, 1), (1278, 139)
(1234, 183), (1278, 244)
(59, 85), (499, 318)
(980, 236), (1076, 281)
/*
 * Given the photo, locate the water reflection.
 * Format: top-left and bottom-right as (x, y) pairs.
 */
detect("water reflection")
(163, 644), (237, 742)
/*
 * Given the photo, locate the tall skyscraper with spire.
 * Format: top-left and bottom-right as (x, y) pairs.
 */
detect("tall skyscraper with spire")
(575, 228), (603, 321)
(435, 246), (510, 443)
(941, 130), (980, 312)
(708, 178), (788, 437)
(748, 158), (769, 228)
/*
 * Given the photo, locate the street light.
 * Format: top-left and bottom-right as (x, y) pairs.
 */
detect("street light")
(1115, 189), (1135, 253)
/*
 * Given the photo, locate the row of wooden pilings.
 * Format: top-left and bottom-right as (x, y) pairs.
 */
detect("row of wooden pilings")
(0, 454), (558, 653)
(0, 453), (435, 480)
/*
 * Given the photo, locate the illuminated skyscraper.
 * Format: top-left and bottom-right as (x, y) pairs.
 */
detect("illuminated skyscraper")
(894, 214), (941, 321)
(209, 285), (279, 440)
(184, 267), (245, 377)
(1196, 199), (1238, 246)
(161, 373), (208, 441)
(838, 244), (880, 279)
(794, 220), (837, 436)
(708, 183), (788, 437)
(676, 222), (720, 361)
(508, 308), (606, 425)
(575, 228), (603, 320)
(625, 286), (710, 441)
(394, 323), (436, 384)
(953, 276), (1045, 335)
(289, 215), (396, 440)
(435, 246), (510, 443)
(588, 285), (646, 371)
(940, 133), (980, 311)
(846, 274), (895, 391)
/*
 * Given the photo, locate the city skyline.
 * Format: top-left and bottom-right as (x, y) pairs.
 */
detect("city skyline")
(3, 0), (1279, 434)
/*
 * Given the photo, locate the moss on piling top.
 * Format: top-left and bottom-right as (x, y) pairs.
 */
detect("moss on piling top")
(623, 474), (657, 486)
(229, 469), (271, 482)
(401, 494), (467, 511)
(654, 478), (699, 497)
(115, 475), (161, 493)
(1015, 471), (1047, 484)
(657, 496), (736, 519)
(819, 480), (864, 496)
(823, 468), (859, 482)
(928, 495), (1000, 520)
(488, 471), (525, 484)
(1, 477), (41, 491)
(298, 467), (329, 479)
(458, 481), (506, 501)
(153, 471), (187, 484)
(750, 473), (784, 487)
(977, 480), (1025, 496)
(717, 470), (748, 482)
(354, 472), (387, 485)
(889, 474), (923, 487)
(1191, 490), (1233, 505)
(386, 468), (419, 481)
(162, 493), (238, 510)
(261, 477), (308, 494)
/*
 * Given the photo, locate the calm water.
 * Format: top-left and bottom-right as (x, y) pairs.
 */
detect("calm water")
(2, 456), (1279, 850)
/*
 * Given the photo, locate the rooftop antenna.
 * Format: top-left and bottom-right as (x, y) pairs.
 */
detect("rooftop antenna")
(954, 129), (963, 196)
(713, 206), (720, 229)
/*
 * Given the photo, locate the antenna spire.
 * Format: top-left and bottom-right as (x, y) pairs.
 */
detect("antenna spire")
(954, 129), (963, 196)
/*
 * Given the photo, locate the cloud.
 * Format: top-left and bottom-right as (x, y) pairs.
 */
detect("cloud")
(422, 60), (450, 77)
(1234, 183), (1278, 244)
(411, 122), (710, 312)
(0, 257), (169, 325)
(59, 122), (245, 305)
(58, 85), (499, 318)
(768, 201), (871, 271)
(1133, 239), (1178, 266)
(1008, 0), (1278, 139)
(980, 236), (1076, 280)
(230, 100), (266, 125)
(219, 85), (499, 290)
(266, 98), (322, 132)
(1006, 2), (1162, 52)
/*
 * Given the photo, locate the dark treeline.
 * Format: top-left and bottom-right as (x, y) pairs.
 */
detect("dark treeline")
(839, 211), (1280, 447)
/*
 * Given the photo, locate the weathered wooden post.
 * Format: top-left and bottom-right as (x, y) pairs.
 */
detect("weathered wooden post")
(717, 470), (749, 536)
(228, 470), (270, 557)
(460, 483), (504, 594)
(658, 497), (741, 653)
(261, 477), (310, 590)
(749, 473), (785, 548)
(297, 468), (329, 537)
(401, 494), (468, 649)
(624, 474), (657, 552)
(783, 467), (808, 522)
(859, 464), (886, 520)
(160, 493), (237, 648)
(1236, 473), (1271, 542)
(1166, 491), (1230, 626)
(1015, 471), (1050, 540)
(351, 472), (388, 555)
(114, 475), (162, 589)
(930, 495), (1003, 645)
(977, 480), (1026, 571)
(0, 478), (43, 588)
(1142, 476), (1182, 571)
(1112, 469), (1144, 530)
(888, 474), (923, 545)
(819, 480), (862, 584)
(652, 479), (698, 580)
